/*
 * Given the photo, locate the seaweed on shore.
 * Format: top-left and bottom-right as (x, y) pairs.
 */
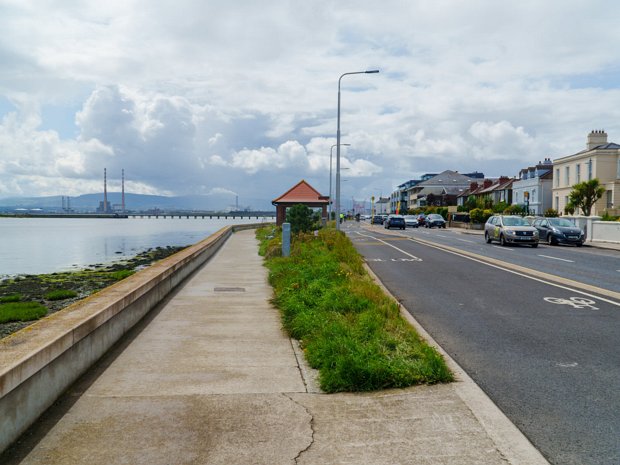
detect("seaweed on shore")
(0, 245), (186, 339)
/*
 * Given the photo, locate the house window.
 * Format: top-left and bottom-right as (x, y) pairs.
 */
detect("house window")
(555, 196), (559, 211)
(555, 169), (560, 186)
(617, 158), (620, 179)
(588, 159), (593, 180)
(607, 190), (613, 209)
(565, 166), (570, 186)
(576, 164), (581, 183)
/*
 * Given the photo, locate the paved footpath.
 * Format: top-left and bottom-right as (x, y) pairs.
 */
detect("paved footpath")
(5, 229), (549, 465)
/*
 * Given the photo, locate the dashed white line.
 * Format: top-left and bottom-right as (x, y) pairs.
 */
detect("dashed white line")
(437, 234), (448, 238)
(456, 238), (475, 244)
(538, 255), (575, 263)
(492, 245), (514, 251)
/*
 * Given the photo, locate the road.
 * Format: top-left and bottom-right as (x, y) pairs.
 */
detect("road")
(344, 221), (620, 465)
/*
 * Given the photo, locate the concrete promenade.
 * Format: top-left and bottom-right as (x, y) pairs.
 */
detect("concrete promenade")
(4, 229), (548, 464)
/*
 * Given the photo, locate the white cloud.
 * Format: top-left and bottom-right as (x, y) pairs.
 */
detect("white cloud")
(468, 120), (538, 160)
(3, 1), (620, 204)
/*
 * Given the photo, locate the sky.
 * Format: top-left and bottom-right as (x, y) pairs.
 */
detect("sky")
(2, 0), (620, 209)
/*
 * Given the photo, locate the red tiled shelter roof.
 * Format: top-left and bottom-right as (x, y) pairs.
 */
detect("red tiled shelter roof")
(272, 180), (329, 205)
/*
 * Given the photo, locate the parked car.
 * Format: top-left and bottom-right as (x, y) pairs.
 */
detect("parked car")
(416, 214), (426, 227)
(425, 214), (446, 228)
(485, 215), (539, 247)
(371, 215), (384, 225)
(403, 215), (419, 228)
(384, 215), (406, 230)
(532, 217), (585, 246)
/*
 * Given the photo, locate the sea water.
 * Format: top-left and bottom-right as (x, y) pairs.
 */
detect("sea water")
(0, 217), (267, 276)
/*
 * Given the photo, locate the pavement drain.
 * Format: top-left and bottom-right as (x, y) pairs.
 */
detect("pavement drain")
(213, 287), (246, 292)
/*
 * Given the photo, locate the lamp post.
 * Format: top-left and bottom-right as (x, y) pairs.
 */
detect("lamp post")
(336, 69), (379, 231)
(329, 143), (350, 220)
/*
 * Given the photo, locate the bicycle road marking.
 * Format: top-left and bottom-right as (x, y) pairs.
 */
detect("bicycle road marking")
(544, 296), (599, 310)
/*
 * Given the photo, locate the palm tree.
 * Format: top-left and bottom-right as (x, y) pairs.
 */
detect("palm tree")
(567, 179), (606, 216)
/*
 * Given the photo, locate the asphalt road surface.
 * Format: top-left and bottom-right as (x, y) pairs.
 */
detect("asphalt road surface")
(344, 222), (620, 465)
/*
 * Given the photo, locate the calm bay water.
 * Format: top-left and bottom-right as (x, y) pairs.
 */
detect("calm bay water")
(0, 217), (268, 276)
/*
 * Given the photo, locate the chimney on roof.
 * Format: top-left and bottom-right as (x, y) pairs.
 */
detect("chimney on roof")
(483, 179), (493, 189)
(470, 182), (479, 190)
(587, 129), (607, 150)
(499, 176), (509, 182)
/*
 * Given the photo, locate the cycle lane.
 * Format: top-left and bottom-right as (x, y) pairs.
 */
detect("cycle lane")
(347, 226), (620, 465)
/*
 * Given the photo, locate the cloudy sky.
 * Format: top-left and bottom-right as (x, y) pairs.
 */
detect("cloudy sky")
(2, 0), (620, 209)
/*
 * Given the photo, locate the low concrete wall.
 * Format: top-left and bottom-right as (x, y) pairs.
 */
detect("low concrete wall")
(591, 220), (620, 244)
(0, 223), (268, 453)
(570, 215), (620, 244)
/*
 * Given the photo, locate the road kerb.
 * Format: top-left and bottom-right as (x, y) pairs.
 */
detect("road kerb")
(363, 262), (551, 465)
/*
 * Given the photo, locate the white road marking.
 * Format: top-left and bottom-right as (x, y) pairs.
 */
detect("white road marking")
(405, 238), (620, 308)
(544, 296), (599, 310)
(556, 362), (578, 368)
(538, 255), (575, 263)
(456, 238), (475, 244)
(437, 234), (448, 238)
(492, 245), (514, 251)
(354, 231), (423, 261)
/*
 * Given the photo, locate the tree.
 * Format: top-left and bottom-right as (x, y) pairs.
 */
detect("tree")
(286, 204), (315, 233)
(568, 179), (606, 216)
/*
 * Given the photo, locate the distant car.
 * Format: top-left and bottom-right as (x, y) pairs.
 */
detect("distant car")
(416, 214), (427, 227)
(384, 215), (406, 230)
(532, 217), (585, 246)
(425, 214), (446, 228)
(371, 215), (384, 225)
(403, 215), (419, 228)
(485, 215), (539, 247)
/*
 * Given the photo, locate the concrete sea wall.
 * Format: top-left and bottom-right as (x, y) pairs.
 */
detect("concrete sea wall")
(0, 223), (267, 453)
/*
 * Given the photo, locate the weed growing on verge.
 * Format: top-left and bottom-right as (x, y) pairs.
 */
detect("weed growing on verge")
(257, 227), (453, 392)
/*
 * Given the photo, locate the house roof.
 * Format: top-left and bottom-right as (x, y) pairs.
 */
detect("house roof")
(478, 177), (514, 194)
(555, 141), (620, 162)
(272, 180), (329, 205)
(416, 170), (477, 188)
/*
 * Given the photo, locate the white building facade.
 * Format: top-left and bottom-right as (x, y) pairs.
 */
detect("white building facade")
(552, 130), (620, 216)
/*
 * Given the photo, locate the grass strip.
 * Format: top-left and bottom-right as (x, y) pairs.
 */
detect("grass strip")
(257, 226), (453, 393)
(45, 289), (78, 301)
(0, 302), (48, 323)
(0, 294), (21, 303)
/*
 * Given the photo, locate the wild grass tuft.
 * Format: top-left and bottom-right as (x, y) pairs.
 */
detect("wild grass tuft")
(0, 294), (22, 303)
(258, 227), (453, 392)
(44, 289), (78, 301)
(0, 302), (48, 323)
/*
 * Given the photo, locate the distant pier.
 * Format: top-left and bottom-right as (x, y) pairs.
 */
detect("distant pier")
(2, 213), (275, 220)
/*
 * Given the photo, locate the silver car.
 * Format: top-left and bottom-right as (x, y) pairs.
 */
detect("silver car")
(485, 215), (539, 247)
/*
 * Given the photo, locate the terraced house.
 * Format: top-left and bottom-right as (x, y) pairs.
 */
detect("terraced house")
(552, 130), (620, 216)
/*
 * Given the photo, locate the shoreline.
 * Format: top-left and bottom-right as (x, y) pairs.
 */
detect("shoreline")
(0, 245), (186, 339)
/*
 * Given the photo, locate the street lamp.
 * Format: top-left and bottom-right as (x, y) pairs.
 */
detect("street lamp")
(336, 69), (379, 230)
(329, 143), (350, 220)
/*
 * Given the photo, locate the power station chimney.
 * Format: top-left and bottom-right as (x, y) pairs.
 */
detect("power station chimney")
(121, 169), (125, 213)
(103, 168), (108, 213)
